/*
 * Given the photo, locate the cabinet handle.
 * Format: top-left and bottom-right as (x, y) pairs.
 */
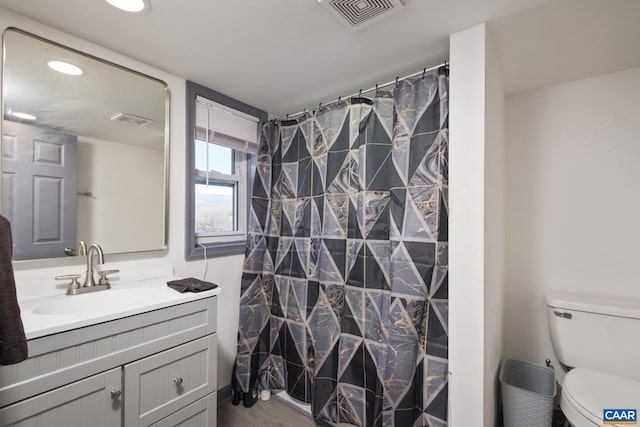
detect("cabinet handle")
(110, 389), (121, 400)
(173, 377), (183, 386)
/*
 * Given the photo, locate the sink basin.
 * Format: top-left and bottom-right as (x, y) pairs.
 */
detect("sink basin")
(33, 288), (152, 316)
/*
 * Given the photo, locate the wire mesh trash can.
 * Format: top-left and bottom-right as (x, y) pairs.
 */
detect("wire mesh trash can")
(500, 359), (556, 427)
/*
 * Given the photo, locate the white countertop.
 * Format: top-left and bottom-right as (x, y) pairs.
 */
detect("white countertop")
(17, 264), (221, 340)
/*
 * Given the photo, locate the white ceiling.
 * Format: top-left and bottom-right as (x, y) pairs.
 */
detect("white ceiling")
(0, 0), (557, 116)
(1, 0), (637, 114)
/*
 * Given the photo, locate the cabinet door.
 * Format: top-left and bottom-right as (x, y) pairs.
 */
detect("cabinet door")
(0, 367), (121, 427)
(124, 335), (217, 427)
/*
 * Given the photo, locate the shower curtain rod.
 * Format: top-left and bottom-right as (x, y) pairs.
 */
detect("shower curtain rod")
(276, 60), (448, 121)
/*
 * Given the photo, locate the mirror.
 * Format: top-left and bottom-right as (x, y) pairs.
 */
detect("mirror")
(1, 28), (168, 261)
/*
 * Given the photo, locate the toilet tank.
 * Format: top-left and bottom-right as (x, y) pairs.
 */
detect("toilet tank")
(546, 293), (640, 380)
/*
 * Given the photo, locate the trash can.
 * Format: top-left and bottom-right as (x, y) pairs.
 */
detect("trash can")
(500, 359), (556, 427)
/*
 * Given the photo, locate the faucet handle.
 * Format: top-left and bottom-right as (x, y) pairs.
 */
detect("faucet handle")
(55, 274), (81, 291)
(97, 269), (119, 286)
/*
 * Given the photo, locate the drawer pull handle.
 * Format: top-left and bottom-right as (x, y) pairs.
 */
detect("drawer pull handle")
(173, 377), (183, 386)
(110, 389), (121, 400)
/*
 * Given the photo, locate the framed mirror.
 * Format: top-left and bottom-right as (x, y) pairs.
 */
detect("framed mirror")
(1, 28), (169, 261)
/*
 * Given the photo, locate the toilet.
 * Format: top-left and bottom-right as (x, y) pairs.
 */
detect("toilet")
(546, 293), (640, 426)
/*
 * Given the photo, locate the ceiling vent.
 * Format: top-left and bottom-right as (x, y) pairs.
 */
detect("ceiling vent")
(321, 0), (404, 30)
(110, 112), (154, 126)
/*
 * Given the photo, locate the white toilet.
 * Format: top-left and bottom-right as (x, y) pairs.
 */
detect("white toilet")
(546, 293), (640, 426)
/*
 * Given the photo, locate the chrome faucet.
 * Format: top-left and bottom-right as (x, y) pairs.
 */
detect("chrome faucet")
(55, 243), (119, 295)
(83, 244), (105, 287)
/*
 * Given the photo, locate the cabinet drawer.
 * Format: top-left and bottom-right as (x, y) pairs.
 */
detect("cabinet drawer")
(150, 392), (216, 427)
(0, 367), (121, 427)
(124, 335), (217, 427)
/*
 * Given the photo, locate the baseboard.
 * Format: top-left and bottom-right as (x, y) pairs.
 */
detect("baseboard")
(217, 384), (232, 407)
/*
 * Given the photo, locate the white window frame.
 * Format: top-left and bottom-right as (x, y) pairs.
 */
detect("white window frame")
(194, 149), (247, 244)
(185, 81), (266, 260)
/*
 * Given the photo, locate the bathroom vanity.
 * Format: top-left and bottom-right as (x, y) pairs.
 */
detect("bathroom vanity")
(0, 265), (219, 426)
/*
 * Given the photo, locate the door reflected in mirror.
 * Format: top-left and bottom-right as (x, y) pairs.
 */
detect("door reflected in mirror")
(1, 28), (169, 261)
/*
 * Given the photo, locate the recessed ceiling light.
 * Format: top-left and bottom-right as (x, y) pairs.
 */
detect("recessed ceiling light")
(104, 0), (149, 13)
(11, 112), (37, 121)
(48, 60), (83, 76)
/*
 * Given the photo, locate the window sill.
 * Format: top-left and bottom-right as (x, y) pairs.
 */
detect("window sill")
(185, 240), (246, 261)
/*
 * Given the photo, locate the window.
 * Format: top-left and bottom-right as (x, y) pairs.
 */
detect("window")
(186, 81), (267, 260)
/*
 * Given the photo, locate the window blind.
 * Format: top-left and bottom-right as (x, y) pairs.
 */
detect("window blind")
(195, 95), (260, 154)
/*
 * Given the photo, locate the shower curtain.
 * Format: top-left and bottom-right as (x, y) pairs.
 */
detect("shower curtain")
(235, 69), (449, 427)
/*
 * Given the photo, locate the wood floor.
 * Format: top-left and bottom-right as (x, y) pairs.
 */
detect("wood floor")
(217, 397), (321, 427)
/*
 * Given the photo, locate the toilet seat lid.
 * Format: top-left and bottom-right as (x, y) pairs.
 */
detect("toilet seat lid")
(563, 368), (640, 423)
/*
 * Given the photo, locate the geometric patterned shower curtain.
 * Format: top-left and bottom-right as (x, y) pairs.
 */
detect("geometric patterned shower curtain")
(235, 68), (449, 427)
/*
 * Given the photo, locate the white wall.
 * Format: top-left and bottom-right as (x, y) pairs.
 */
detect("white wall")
(504, 66), (640, 379)
(77, 137), (164, 254)
(483, 32), (506, 427)
(449, 23), (486, 426)
(449, 24), (504, 427)
(449, 23), (506, 426)
(0, 8), (244, 391)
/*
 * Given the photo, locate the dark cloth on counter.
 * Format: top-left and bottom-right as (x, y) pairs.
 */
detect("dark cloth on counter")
(167, 277), (218, 293)
(0, 215), (28, 365)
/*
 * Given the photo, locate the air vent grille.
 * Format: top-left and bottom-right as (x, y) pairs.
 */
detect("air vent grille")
(323, 0), (404, 30)
(110, 112), (154, 126)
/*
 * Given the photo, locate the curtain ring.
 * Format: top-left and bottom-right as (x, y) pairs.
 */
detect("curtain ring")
(338, 96), (342, 106)
(358, 89), (362, 100)
(395, 76), (399, 86)
(318, 102), (322, 111)
(422, 67), (427, 79)
(375, 84), (379, 95)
